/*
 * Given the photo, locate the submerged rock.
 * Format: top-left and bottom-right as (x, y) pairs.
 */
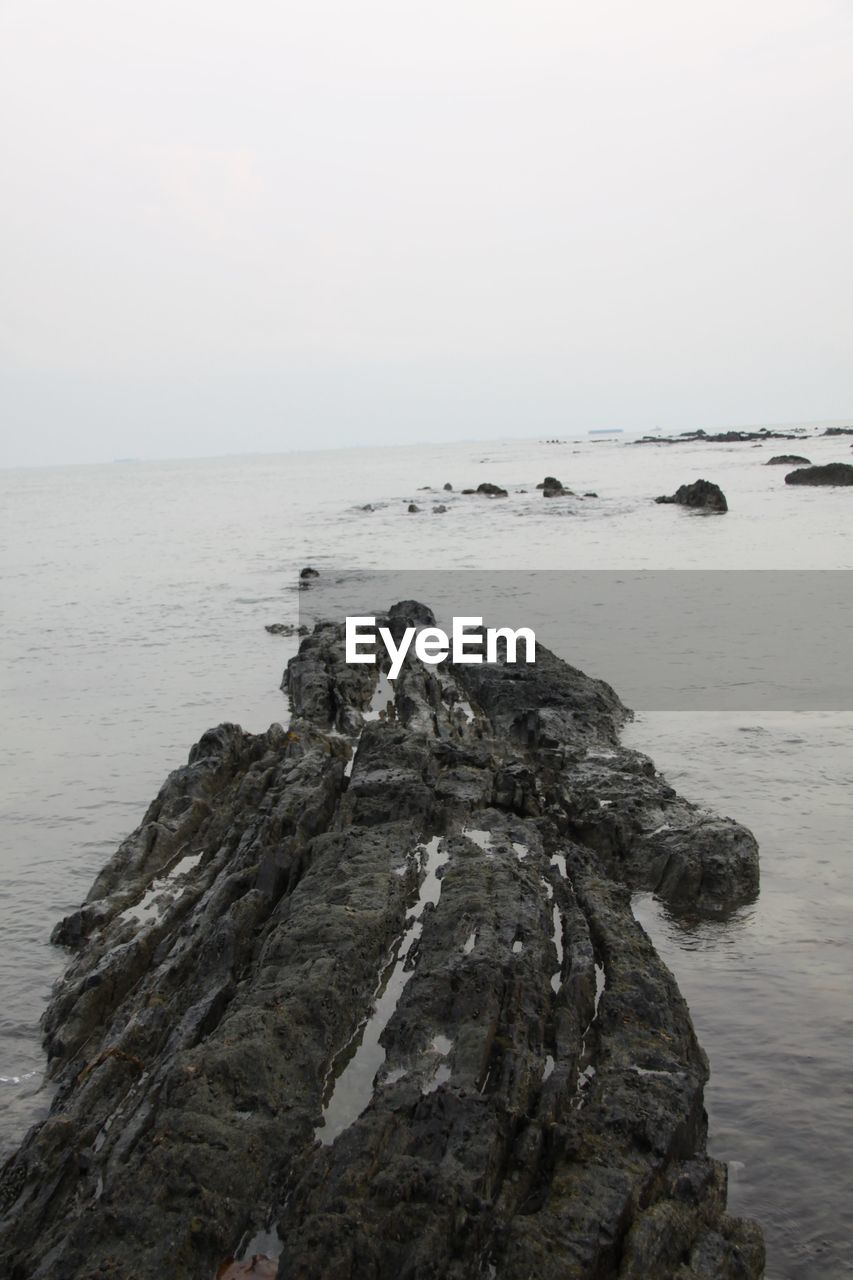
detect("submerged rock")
(475, 482), (509, 497)
(766, 454), (811, 466)
(299, 566), (320, 579)
(0, 607), (762, 1280)
(655, 479), (728, 512)
(784, 462), (853, 486)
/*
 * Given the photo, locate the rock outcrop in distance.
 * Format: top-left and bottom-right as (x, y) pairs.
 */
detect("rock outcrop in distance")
(766, 455), (810, 466)
(654, 479), (728, 513)
(0, 605), (763, 1280)
(635, 428), (803, 445)
(784, 463), (853, 486)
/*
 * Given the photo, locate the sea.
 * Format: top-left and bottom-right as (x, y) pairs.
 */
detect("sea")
(1, 426), (851, 1278)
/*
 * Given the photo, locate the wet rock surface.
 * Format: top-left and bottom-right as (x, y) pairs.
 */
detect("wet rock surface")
(654, 479), (728, 513)
(784, 463), (853, 486)
(765, 455), (810, 466)
(0, 605), (762, 1279)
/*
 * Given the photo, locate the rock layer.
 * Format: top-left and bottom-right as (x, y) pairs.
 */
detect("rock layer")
(0, 605), (763, 1280)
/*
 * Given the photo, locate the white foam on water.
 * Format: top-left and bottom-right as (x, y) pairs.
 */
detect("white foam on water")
(463, 930), (477, 953)
(0, 1070), (37, 1086)
(512, 842), (528, 860)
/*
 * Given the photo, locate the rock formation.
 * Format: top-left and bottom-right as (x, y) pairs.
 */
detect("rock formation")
(654, 479), (728, 513)
(635, 428), (803, 445)
(0, 605), (762, 1279)
(765, 455), (810, 466)
(784, 463), (853, 486)
(536, 476), (571, 497)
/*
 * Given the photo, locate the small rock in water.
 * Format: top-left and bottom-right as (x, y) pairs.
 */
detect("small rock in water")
(537, 476), (571, 497)
(265, 623), (308, 637)
(766, 455), (811, 466)
(655, 479), (728, 512)
(299, 566), (320, 579)
(443, 482), (453, 491)
(475, 482), (508, 497)
(432, 504), (447, 514)
(407, 502), (421, 513)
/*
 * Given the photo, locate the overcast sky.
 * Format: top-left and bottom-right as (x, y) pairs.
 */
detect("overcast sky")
(1, 1), (851, 466)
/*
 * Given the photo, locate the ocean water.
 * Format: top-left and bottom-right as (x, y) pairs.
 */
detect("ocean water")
(1, 427), (852, 1277)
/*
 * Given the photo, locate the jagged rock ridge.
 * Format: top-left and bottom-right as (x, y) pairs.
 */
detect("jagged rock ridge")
(0, 603), (763, 1279)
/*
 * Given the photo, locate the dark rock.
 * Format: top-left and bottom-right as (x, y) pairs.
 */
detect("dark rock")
(443, 482), (453, 490)
(407, 502), (420, 512)
(584, 491), (598, 497)
(299, 567), (320, 579)
(432, 504), (447, 514)
(265, 623), (309, 637)
(823, 426), (853, 436)
(766, 455), (810, 466)
(0, 610), (762, 1280)
(636, 428), (803, 445)
(475, 482), (509, 497)
(655, 479), (728, 512)
(785, 463), (853, 486)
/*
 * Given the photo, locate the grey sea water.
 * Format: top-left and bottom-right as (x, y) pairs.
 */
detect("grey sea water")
(1, 428), (852, 1277)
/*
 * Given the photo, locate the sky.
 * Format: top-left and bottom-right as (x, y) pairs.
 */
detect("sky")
(1, 0), (852, 467)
